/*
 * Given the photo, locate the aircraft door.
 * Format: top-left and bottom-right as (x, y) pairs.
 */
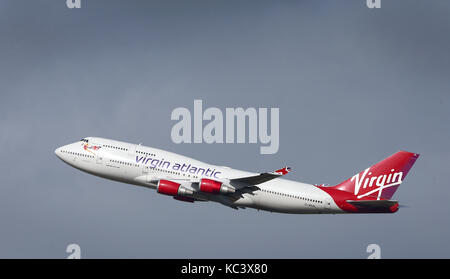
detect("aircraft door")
(128, 144), (136, 158)
(142, 164), (149, 175)
(323, 197), (332, 210)
(96, 155), (103, 164)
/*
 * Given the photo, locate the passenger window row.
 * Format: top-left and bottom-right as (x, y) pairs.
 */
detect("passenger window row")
(261, 189), (322, 204)
(137, 150), (156, 157)
(110, 159), (139, 167)
(148, 167), (198, 179)
(103, 144), (128, 151)
(61, 150), (94, 159)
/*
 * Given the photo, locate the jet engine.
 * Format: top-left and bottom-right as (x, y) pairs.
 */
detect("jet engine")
(157, 180), (193, 196)
(199, 178), (235, 194)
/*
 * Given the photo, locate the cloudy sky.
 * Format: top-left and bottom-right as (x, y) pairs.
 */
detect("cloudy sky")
(0, 0), (449, 258)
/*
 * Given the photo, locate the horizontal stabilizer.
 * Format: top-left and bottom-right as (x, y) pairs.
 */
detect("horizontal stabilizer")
(346, 200), (398, 209)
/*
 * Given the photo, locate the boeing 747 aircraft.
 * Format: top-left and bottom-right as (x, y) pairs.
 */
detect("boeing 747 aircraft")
(55, 137), (419, 214)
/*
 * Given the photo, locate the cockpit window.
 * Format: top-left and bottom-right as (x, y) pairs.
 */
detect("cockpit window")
(80, 138), (89, 143)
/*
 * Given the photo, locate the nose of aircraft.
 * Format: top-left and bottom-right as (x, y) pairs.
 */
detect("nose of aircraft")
(54, 147), (61, 158)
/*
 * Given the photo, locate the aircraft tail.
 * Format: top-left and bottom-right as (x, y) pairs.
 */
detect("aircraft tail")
(333, 151), (420, 200)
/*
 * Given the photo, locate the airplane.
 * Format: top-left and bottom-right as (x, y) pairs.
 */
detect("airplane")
(54, 137), (419, 214)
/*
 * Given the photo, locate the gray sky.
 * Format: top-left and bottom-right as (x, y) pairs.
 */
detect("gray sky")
(0, 0), (449, 258)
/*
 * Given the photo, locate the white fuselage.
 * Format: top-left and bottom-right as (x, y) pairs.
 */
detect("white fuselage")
(55, 137), (343, 214)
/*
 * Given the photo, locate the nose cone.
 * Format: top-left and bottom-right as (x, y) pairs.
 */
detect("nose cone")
(54, 147), (61, 158)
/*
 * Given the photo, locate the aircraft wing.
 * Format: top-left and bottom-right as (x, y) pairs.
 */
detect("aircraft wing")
(149, 167), (292, 187)
(230, 167), (292, 186)
(148, 167), (292, 197)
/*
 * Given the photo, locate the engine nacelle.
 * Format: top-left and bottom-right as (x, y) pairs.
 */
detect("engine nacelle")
(157, 180), (193, 196)
(199, 178), (235, 194)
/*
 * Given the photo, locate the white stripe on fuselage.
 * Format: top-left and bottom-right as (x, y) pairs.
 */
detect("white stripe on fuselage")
(55, 137), (342, 214)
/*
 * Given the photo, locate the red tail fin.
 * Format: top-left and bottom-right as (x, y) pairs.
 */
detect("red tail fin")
(333, 151), (419, 200)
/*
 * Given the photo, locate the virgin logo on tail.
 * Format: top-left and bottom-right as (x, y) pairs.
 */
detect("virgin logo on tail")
(331, 151), (418, 201)
(352, 168), (403, 199)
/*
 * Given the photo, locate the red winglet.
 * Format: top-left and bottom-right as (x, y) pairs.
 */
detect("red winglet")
(274, 166), (292, 176)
